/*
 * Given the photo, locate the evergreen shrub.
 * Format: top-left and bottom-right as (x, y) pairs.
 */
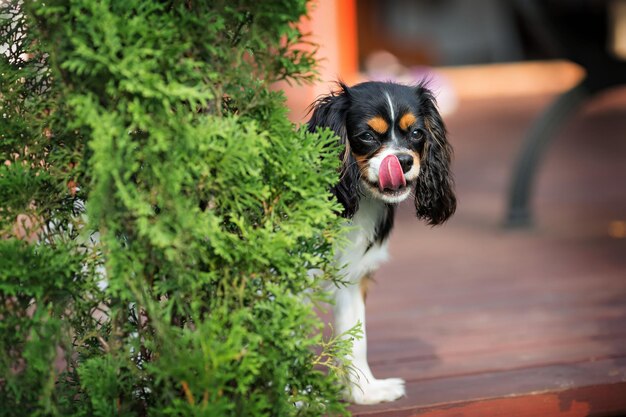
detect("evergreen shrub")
(0, 1), (354, 415)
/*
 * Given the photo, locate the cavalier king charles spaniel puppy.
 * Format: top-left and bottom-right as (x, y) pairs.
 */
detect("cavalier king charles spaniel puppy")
(307, 81), (456, 405)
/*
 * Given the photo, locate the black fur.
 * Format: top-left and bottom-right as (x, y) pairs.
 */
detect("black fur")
(307, 81), (456, 225)
(307, 83), (360, 217)
(414, 84), (457, 225)
(366, 204), (396, 253)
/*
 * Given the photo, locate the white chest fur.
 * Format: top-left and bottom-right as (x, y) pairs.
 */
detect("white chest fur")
(335, 197), (390, 284)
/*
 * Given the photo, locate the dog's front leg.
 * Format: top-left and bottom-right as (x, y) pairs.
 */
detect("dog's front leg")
(333, 276), (406, 405)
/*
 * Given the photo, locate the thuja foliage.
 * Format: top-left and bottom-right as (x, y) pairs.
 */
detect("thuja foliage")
(0, 1), (355, 416)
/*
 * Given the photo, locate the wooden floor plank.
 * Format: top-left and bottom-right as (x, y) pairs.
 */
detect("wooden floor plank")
(350, 358), (626, 416)
(353, 383), (626, 417)
(372, 336), (626, 382)
(366, 309), (626, 362)
(368, 328), (626, 362)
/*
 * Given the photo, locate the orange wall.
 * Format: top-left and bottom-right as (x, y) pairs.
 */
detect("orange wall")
(275, 0), (359, 123)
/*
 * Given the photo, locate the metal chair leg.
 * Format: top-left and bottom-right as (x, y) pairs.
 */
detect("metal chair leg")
(504, 80), (590, 228)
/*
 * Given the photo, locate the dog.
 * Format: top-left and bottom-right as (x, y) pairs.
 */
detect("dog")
(307, 81), (456, 405)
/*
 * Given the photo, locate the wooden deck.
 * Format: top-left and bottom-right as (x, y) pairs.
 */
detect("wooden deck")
(348, 89), (626, 416)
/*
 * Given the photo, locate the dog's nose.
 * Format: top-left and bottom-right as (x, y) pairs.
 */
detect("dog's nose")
(397, 154), (413, 173)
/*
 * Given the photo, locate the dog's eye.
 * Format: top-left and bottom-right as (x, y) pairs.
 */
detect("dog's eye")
(360, 132), (376, 142)
(410, 129), (423, 141)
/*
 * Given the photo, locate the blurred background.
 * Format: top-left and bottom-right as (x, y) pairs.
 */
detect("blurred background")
(281, 0), (626, 118)
(278, 0), (626, 231)
(282, 1), (626, 414)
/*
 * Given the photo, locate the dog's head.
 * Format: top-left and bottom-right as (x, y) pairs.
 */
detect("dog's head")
(308, 81), (456, 225)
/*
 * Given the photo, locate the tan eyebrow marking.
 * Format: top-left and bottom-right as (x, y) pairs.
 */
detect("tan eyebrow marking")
(367, 116), (389, 134)
(399, 112), (417, 131)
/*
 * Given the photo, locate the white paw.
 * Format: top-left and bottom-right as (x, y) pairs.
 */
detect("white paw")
(346, 377), (406, 405)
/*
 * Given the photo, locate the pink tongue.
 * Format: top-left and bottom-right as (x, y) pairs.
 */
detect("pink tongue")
(379, 154), (406, 191)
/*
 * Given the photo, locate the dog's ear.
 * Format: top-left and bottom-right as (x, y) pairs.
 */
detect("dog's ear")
(414, 84), (456, 225)
(307, 83), (359, 217)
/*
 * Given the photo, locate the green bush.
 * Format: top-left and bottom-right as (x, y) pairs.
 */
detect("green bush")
(0, 1), (354, 415)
